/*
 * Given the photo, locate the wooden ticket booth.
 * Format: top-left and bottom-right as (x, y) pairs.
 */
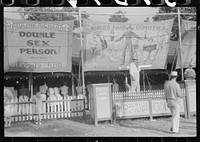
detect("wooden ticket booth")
(185, 80), (196, 118)
(88, 83), (113, 126)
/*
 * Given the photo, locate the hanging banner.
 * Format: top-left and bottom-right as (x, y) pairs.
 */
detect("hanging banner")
(83, 19), (174, 71)
(4, 20), (9, 73)
(4, 18), (74, 72)
(176, 20), (196, 69)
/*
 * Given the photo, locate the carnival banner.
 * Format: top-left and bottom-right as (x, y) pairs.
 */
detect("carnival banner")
(83, 19), (174, 71)
(4, 18), (74, 72)
(176, 20), (196, 69)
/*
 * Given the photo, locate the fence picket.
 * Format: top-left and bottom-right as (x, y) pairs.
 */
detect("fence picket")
(47, 97), (50, 119)
(57, 96), (61, 119)
(67, 96), (70, 117)
(60, 96), (64, 118)
(13, 97), (18, 122)
(64, 96), (67, 118)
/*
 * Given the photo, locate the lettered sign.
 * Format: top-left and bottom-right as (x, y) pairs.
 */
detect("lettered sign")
(4, 18), (74, 72)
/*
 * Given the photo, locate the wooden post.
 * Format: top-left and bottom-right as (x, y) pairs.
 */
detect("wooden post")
(108, 73), (110, 83)
(79, 10), (86, 97)
(143, 69), (145, 95)
(29, 73), (33, 99)
(71, 73), (75, 96)
(177, 7), (184, 81)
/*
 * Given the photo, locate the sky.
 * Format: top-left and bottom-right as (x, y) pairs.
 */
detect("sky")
(4, 7), (158, 23)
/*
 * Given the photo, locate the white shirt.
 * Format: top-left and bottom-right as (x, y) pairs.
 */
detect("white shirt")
(54, 87), (60, 94)
(129, 62), (140, 80)
(60, 85), (69, 94)
(39, 84), (48, 94)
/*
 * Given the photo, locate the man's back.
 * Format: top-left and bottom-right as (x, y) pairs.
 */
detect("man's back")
(164, 80), (181, 100)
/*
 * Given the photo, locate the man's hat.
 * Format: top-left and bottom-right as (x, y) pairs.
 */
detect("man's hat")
(189, 62), (194, 66)
(170, 71), (178, 76)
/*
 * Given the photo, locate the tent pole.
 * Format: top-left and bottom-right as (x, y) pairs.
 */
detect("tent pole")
(29, 73), (33, 99)
(177, 7), (184, 81)
(143, 69), (145, 94)
(71, 73), (75, 96)
(108, 73), (110, 83)
(79, 10), (86, 96)
(171, 42), (179, 73)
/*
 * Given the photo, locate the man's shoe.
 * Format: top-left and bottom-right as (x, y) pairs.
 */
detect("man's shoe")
(171, 131), (179, 134)
(170, 128), (179, 134)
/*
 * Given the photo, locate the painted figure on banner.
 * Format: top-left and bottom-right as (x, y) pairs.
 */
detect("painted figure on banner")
(4, 87), (14, 127)
(142, 37), (159, 64)
(110, 30), (115, 41)
(114, 25), (144, 66)
(98, 34), (108, 51)
(129, 57), (141, 92)
(164, 71), (182, 134)
(88, 35), (98, 59)
(184, 60), (196, 80)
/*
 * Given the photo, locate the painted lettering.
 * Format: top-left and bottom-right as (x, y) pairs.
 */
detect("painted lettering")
(15, 62), (42, 69)
(20, 48), (58, 55)
(19, 32), (55, 38)
(27, 40), (50, 46)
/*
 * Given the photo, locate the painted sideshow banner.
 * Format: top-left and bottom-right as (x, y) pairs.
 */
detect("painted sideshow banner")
(4, 18), (74, 72)
(176, 20), (196, 69)
(83, 19), (174, 71)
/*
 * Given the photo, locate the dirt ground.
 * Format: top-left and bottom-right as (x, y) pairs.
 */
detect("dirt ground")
(4, 114), (196, 137)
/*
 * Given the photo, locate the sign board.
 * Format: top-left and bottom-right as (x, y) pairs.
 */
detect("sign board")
(113, 96), (187, 119)
(151, 98), (185, 115)
(96, 86), (111, 119)
(176, 20), (196, 69)
(115, 100), (150, 118)
(89, 83), (112, 126)
(4, 18), (74, 72)
(185, 80), (196, 115)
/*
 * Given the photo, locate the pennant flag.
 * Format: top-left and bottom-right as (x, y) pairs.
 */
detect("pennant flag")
(4, 18), (74, 72)
(83, 19), (174, 71)
(176, 20), (196, 69)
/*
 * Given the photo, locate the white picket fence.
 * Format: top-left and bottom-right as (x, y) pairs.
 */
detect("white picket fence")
(112, 88), (186, 100)
(9, 95), (85, 123)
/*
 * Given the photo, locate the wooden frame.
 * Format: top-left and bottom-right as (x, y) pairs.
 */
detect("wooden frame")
(89, 83), (113, 126)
